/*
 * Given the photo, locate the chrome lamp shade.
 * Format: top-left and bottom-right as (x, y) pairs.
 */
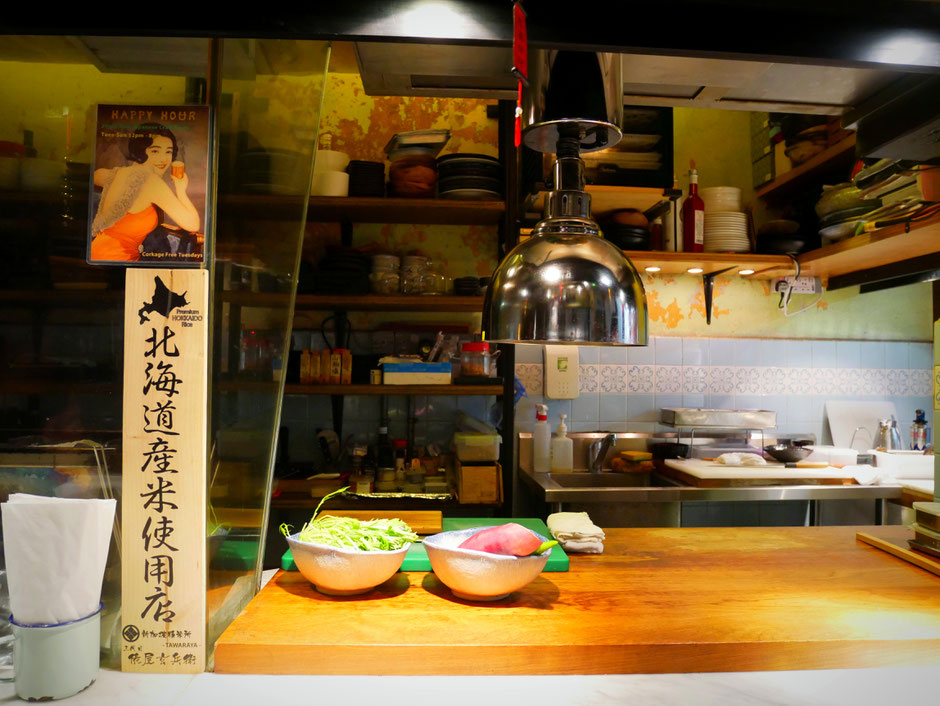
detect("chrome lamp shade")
(481, 50), (648, 346)
(482, 229), (648, 346)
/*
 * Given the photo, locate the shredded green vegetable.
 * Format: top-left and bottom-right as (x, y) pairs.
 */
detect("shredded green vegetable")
(279, 486), (417, 551)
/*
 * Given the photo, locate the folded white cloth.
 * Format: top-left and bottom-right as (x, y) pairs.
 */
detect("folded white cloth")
(560, 539), (604, 554)
(715, 452), (767, 466)
(547, 512), (605, 554)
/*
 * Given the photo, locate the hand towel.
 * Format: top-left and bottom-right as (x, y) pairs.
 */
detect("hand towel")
(547, 511), (605, 553)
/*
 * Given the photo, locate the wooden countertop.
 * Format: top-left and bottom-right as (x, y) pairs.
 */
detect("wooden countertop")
(213, 526), (940, 675)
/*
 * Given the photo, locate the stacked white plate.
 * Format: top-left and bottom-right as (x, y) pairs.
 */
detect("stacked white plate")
(704, 211), (749, 252)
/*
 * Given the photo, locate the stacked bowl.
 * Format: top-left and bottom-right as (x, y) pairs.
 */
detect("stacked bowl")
(701, 186), (749, 253)
(436, 153), (502, 200)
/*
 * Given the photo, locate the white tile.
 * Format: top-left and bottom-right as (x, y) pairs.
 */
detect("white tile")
(579, 364), (600, 394)
(598, 365), (628, 393)
(707, 366), (736, 394)
(654, 336), (682, 365)
(733, 367), (762, 395)
(682, 338), (709, 366)
(654, 365), (682, 394)
(733, 339), (762, 367)
(599, 345), (627, 365)
(884, 341), (909, 369)
(835, 340), (860, 368)
(513, 343), (543, 363)
(626, 365), (654, 393)
(681, 366), (708, 394)
(859, 340), (885, 369)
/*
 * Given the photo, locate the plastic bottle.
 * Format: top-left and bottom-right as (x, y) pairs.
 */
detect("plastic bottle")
(532, 404), (551, 474)
(911, 409), (930, 451)
(550, 414), (573, 472)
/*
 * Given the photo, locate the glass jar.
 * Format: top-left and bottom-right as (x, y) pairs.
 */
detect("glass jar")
(400, 255), (428, 294)
(387, 147), (437, 198)
(459, 341), (500, 378)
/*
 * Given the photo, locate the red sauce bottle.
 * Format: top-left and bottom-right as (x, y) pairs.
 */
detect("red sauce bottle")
(681, 161), (705, 253)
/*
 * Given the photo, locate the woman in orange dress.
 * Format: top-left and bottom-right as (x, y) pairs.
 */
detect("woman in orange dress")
(90, 123), (200, 262)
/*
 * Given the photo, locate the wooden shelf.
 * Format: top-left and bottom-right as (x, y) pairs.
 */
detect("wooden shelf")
(796, 212), (940, 281)
(755, 134), (857, 201)
(216, 381), (503, 396)
(527, 185), (668, 221)
(625, 251), (792, 278)
(221, 292), (485, 312)
(219, 194), (505, 225)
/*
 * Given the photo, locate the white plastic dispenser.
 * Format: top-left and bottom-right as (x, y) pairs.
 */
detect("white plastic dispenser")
(533, 404), (551, 473)
(550, 413), (573, 472)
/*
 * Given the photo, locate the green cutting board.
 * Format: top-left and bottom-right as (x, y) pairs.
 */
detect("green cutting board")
(281, 518), (568, 572)
(441, 518), (568, 572)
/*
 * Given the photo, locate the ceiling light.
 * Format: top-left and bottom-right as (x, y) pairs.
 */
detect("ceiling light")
(645, 266), (661, 273)
(687, 267), (704, 274)
(738, 269), (755, 276)
(482, 51), (648, 346)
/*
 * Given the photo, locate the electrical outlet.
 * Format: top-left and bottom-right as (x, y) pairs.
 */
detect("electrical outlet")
(774, 276), (823, 294)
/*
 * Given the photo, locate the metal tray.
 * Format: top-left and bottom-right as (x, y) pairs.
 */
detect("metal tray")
(660, 408), (777, 429)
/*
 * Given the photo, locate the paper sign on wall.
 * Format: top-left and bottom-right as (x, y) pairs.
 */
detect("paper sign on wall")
(121, 268), (208, 672)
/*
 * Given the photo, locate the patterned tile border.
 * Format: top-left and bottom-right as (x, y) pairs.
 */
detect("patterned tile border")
(516, 363), (931, 397)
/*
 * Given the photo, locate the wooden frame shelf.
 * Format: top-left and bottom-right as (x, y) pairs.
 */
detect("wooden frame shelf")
(625, 251), (793, 278)
(216, 381), (502, 396)
(754, 134), (857, 201)
(220, 292), (485, 312)
(219, 194), (505, 225)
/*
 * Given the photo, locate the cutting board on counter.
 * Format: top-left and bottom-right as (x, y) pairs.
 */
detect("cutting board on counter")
(662, 458), (857, 487)
(282, 517), (568, 572)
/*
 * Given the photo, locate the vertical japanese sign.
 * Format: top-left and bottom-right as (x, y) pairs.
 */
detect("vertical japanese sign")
(122, 268), (208, 672)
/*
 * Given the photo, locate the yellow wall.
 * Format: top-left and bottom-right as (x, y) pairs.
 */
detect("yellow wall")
(2, 58), (930, 343)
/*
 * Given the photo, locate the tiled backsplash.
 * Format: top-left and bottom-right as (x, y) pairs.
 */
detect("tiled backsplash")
(514, 337), (934, 442)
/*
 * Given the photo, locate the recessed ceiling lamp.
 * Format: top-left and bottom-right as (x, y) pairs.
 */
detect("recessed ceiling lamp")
(687, 267), (704, 274)
(481, 50), (648, 346)
(645, 266), (662, 273)
(738, 269), (755, 276)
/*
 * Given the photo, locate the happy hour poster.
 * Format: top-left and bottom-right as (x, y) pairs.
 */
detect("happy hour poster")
(87, 105), (210, 266)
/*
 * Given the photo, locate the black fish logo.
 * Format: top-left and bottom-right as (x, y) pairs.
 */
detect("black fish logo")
(138, 276), (189, 324)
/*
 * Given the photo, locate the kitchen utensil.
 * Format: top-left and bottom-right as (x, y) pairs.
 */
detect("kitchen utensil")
(423, 527), (552, 601)
(763, 443), (811, 463)
(874, 418), (903, 451)
(660, 408), (777, 428)
(815, 183), (875, 219)
(285, 533), (409, 595)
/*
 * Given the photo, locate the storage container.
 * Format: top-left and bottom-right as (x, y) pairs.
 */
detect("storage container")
(459, 341), (499, 378)
(453, 432), (501, 462)
(456, 460), (502, 504)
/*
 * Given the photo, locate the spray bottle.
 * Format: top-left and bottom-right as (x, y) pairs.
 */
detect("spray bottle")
(533, 404), (551, 473)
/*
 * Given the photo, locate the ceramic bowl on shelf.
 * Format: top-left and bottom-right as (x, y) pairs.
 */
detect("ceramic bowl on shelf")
(424, 527), (551, 601)
(285, 534), (410, 596)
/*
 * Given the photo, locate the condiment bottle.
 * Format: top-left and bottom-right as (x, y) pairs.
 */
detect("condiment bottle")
(911, 409), (930, 450)
(299, 349), (311, 384)
(550, 413), (573, 472)
(532, 404), (551, 474)
(319, 350), (331, 384)
(681, 160), (705, 253)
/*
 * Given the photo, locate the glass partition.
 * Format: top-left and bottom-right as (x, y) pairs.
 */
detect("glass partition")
(206, 39), (329, 653)
(0, 35), (328, 665)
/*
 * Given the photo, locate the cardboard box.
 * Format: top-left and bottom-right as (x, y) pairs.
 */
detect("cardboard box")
(456, 460), (502, 504)
(382, 361), (452, 385)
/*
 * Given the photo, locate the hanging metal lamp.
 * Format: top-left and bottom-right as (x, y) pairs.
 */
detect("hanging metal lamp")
(482, 50), (648, 346)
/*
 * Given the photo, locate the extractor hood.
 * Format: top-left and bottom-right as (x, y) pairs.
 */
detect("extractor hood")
(354, 41), (915, 117)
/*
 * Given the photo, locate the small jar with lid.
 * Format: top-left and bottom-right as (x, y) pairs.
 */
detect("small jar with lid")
(459, 341), (500, 378)
(388, 147), (437, 198)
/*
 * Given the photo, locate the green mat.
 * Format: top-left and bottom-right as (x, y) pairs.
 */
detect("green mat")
(281, 517), (568, 572)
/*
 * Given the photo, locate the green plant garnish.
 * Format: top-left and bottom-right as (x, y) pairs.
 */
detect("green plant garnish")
(280, 486), (417, 551)
(532, 540), (558, 555)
